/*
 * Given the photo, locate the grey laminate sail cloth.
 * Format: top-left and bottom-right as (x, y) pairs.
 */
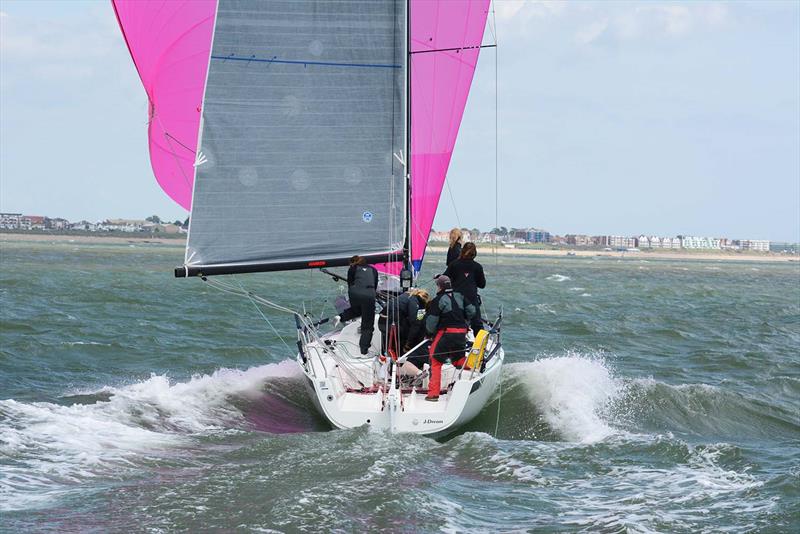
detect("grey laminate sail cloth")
(186, 0), (406, 269)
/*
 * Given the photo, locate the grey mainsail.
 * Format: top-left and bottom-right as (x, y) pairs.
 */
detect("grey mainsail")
(184, 0), (407, 274)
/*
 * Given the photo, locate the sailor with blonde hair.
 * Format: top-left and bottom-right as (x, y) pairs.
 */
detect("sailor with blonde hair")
(379, 287), (431, 374)
(446, 227), (463, 266)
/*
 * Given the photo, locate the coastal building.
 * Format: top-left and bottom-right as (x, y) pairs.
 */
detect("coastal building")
(566, 234), (592, 246)
(0, 213), (21, 229)
(20, 216), (46, 230)
(528, 229), (551, 243)
(46, 218), (69, 230)
(69, 220), (99, 231)
(680, 236), (722, 249)
(100, 219), (147, 232)
(638, 236), (681, 249)
(428, 231), (449, 242)
(607, 235), (637, 249)
(740, 239), (770, 252)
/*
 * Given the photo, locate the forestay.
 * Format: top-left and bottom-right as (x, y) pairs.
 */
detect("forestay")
(185, 0), (407, 273)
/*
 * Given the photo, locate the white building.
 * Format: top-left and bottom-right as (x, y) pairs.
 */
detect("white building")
(46, 218), (69, 230)
(740, 239), (770, 252)
(680, 236), (722, 249)
(20, 216), (46, 230)
(70, 220), (99, 231)
(0, 213), (21, 229)
(607, 235), (637, 248)
(100, 219), (146, 232)
(428, 231), (448, 242)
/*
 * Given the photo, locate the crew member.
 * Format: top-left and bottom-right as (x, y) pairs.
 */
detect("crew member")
(334, 255), (378, 355)
(379, 288), (430, 355)
(424, 275), (475, 401)
(443, 242), (486, 335)
(446, 228), (463, 266)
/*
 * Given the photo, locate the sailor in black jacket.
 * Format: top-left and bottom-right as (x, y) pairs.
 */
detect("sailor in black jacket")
(446, 228), (463, 266)
(334, 255), (378, 355)
(443, 241), (486, 335)
(424, 275), (475, 401)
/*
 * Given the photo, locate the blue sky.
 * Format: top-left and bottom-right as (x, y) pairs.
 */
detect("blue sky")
(1, 1), (798, 241)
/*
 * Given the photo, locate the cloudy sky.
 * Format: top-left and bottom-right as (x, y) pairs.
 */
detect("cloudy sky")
(1, 1), (798, 241)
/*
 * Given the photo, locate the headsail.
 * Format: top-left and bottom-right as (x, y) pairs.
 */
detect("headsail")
(112, 0), (216, 211)
(408, 0), (490, 272)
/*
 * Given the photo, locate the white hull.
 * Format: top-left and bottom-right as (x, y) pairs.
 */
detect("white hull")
(296, 318), (504, 437)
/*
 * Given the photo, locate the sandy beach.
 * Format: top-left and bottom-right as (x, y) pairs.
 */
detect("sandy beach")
(2, 232), (796, 263)
(433, 243), (799, 263)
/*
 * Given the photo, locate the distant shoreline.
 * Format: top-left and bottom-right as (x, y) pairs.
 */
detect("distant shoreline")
(1, 232), (797, 263)
(437, 243), (799, 263)
(0, 231), (183, 246)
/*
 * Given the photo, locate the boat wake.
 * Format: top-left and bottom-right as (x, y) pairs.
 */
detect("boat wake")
(2, 352), (794, 519)
(0, 360), (316, 511)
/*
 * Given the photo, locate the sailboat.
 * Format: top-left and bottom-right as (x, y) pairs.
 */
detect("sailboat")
(113, 0), (503, 436)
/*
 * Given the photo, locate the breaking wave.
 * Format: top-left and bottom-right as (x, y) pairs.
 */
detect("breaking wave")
(0, 360), (313, 511)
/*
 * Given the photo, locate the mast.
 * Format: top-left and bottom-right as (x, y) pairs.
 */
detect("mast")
(402, 0), (413, 277)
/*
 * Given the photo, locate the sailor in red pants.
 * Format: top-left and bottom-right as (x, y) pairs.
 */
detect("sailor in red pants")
(424, 275), (476, 401)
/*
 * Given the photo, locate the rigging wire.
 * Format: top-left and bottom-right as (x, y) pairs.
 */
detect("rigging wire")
(233, 277), (296, 356)
(492, 0), (500, 269)
(444, 176), (463, 230)
(491, 0), (502, 438)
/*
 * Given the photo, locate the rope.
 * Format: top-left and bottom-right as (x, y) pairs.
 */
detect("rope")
(233, 277), (296, 356)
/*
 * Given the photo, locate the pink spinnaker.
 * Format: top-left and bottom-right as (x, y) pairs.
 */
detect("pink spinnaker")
(112, 0), (215, 211)
(112, 0), (489, 270)
(408, 0), (489, 270)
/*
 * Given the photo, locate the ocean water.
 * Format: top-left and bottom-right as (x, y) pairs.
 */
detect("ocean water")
(1, 240), (798, 532)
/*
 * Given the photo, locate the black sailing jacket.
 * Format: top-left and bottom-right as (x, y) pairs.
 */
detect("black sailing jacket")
(443, 258), (486, 303)
(425, 290), (475, 334)
(347, 264), (378, 300)
(446, 242), (462, 266)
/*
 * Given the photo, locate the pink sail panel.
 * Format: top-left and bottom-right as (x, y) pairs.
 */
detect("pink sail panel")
(409, 0), (490, 270)
(377, 0), (490, 275)
(112, 0), (216, 210)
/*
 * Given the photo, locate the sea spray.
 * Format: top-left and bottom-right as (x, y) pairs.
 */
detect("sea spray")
(0, 360), (303, 511)
(508, 354), (621, 443)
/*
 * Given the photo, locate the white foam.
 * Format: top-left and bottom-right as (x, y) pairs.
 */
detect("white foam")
(509, 354), (621, 443)
(0, 360), (301, 511)
(546, 274), (571, 282)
